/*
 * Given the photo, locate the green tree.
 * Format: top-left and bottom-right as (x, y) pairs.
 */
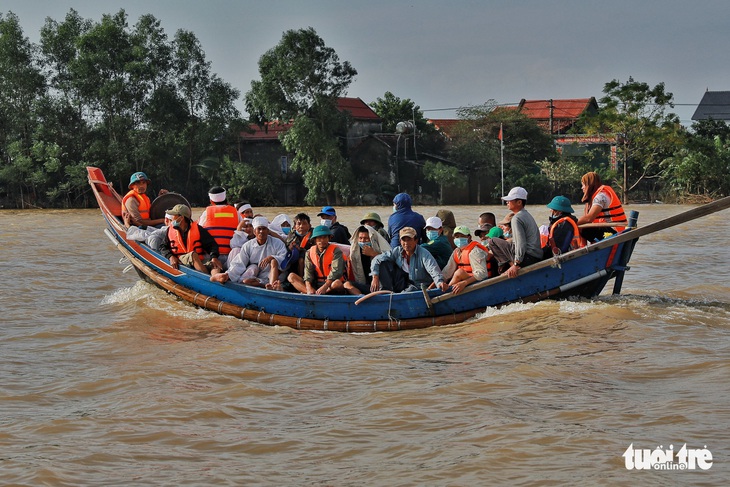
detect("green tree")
(577, 77), (686, 203)
(449, 102), (556, 202)
(245, 27), (357, 204)
(370, 91), (433, 134)
(0, 12), (47, 207)
(422, 160), (463, 204)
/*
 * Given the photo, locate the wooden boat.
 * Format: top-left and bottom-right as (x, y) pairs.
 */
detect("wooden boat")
(87, 166), (730, 332)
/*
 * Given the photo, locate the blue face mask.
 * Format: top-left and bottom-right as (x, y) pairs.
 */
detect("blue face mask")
(171, 219), (182, 228)
(282, 227), (291, 235)
(320, 219), (333, 227)
(392, 204), (398, 213)
(358, 241), (372, 249)
(504, 231), (511, 239)
(426, 230), (439, 241)
(454, 237), (469, 248)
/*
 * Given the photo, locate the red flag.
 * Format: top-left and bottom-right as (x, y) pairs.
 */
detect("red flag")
(498, 125), (503, 141)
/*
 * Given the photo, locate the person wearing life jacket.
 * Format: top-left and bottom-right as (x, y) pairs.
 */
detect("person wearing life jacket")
(158, 204), (222, 275)
(121, 171), (167, 228)
(282, 213), (315, 282)
(576, 171), (628, 242)
(198, 186), (241, 264)
(288, 225), (347, 295)
(441, 226), (492, 294)
(211, 216), (287, 290)
(541, 195), (587, 258)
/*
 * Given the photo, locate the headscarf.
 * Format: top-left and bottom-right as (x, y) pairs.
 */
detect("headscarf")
(269, 213), (292, 237)
(349, 225), (391, 285)
(436, 209), (456, 237)
(581, 171), (603, 205)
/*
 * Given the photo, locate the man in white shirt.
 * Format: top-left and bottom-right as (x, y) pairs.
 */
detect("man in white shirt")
(210, 216), (287, 290)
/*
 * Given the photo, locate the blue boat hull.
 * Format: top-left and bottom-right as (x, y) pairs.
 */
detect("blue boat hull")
(89, 166), (636, 331)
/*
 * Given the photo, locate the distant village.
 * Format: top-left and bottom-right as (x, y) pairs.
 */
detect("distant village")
(239, 92), (727, 206)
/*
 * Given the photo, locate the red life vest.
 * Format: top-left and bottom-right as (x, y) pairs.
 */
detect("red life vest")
(201, 205), (238, 255)
(308, 244), (346, 282)
(548, 217), (587, 251)
(592, 185), (627, 231)
(454, 241), (495, 277)
(167, 222), (205, 257)
(122, 190), (151, 220)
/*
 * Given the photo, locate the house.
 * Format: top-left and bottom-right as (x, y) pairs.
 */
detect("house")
(239, 97), (385, 205)
(691, 90), (730, 121)
(503, 98), (599, 135)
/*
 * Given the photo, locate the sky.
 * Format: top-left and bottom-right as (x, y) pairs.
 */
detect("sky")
(4, 0), (730, 127)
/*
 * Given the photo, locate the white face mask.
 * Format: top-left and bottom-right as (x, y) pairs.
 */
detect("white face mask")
(320, 219), (333, 228)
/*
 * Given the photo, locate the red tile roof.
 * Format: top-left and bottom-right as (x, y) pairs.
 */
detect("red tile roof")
(242, 122), (293, 141)
(427, 119), (461, 138)
(512, 98), (598, 133)
(241, 97), (381, 141)
(337, 97), (381, 120)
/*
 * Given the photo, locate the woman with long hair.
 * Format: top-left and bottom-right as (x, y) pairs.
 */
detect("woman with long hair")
(576, 172), (627, 242)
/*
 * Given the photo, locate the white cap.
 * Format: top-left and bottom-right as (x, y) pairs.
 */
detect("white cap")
(501, 186), (528, 201)
(425, 216), (443, 229)
(208, 190), (227, 203)
(252, 216), (269, 229)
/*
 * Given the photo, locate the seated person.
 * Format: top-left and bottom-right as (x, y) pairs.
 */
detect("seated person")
(235, 203), (254, 219)
(542, 195), (586, 258)
(344, 225), (391, 295)
(158, 204), (223, 275)
(288, 225), (347, 295)
(228, 217), (253, 263)
(283, 213), (314, 275)
(211, 217), (287, 290)
(122, 171), (167, 228)
(576, 171), (627, 242)
(420, 216), (452, 269)
(198, 186), (241, 265)
(436, 209), (457, 249)
(370, 227), (449, 293)
(269, 213), (293, 243)
(478, 212), (496, 230)
(498, 212), (513, 240)
(360, 212), (391, 242)
(318, 206), (351, 245)
(441, 226), (492, 294)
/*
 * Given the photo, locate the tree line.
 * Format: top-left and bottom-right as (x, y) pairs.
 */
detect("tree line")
(2, 10), (729, 209)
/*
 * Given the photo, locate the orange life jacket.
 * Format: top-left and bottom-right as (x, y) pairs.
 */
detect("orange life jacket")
(201, 205), (238, 255)
(454, 241), (495, 277)
(122, 190), (151, 220)
(548, 216), (587, 252)
(308, 244), (346, 282)
(167, 222), (205, 257)
(592, 185), (627, 231)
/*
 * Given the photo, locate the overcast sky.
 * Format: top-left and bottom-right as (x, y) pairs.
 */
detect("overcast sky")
(4, 0), (730, 126)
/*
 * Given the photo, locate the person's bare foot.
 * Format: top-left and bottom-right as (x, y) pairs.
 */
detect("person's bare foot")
(266, 280), (282, 291)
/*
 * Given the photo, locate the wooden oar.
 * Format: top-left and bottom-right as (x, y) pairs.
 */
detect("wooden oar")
(432, 195), (730, 304)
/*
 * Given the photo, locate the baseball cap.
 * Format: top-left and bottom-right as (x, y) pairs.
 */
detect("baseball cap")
(501, 186), (528, 201)
(425, 216), (443, 229)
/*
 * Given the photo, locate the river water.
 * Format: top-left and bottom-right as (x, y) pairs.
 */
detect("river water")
(1, 204), (729, 486)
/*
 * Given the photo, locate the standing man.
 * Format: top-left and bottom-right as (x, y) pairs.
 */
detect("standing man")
(198, 186), (241, 263)
(500, 187), (543, 278)
(317, 206), (350, 245)
(388, 193), (427, 249)
(122, 171), (167, 228)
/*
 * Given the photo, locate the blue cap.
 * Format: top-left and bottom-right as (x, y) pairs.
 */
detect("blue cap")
(128, 171), (150, 189)
(317, 206), (336, 217)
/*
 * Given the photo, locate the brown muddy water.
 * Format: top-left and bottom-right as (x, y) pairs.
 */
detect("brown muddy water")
(1, 204), (729, 486)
